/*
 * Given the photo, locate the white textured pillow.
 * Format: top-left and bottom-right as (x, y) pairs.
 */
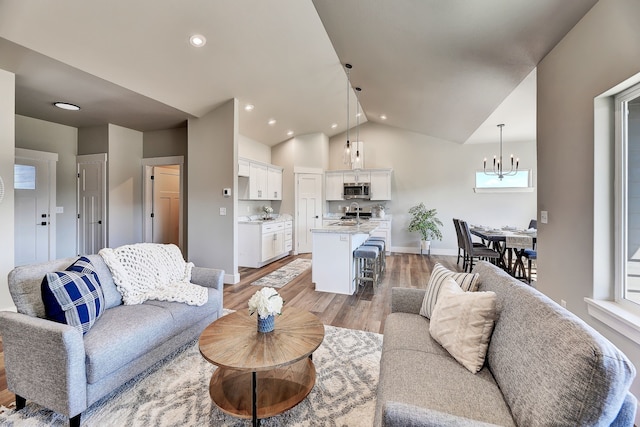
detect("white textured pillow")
(429, 278), (497, 373)
(419, 263), (479, 318)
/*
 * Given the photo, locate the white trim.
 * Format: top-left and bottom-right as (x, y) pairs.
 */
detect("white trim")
(473, 187), (535, 193)
(294, 166), (323, 174)
(224, 272), (240, 284)
(0, 305), (17, 312)
(585, 298), (640, 346)
(15, 148), (59, 162)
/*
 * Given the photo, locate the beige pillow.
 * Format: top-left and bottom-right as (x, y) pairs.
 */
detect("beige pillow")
(429, 278), (497, 373)
(419, 263), (480, 318)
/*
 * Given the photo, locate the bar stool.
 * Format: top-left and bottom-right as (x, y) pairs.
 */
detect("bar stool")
(353, 245), (380, 291)
(362, 239), (385, 277)
(366, 237), (386, 271)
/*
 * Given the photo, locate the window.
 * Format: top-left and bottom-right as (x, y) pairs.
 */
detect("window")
(616, 82), (640, 309)
(14, 164), (36, 190)
(473, 170), (532, 193)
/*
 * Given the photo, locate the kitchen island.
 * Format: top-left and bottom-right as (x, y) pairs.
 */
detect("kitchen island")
(311, 221), (380, 295)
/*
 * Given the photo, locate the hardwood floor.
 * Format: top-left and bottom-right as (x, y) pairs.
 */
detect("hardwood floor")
(0, 252), (463, 409)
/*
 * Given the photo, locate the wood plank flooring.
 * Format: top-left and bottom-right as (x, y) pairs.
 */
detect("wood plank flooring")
(0, 252), (462, 409)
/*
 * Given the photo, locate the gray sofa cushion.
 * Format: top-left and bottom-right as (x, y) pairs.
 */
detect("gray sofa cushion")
(8, 255), (122, 318)
(376, 312), (515, 427)
(83, 304), (176, 383)
(143, 287), (222, 330)
(473, 261), (636, 426)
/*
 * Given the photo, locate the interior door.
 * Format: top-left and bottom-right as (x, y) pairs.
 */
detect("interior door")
(14, 158), (51, 266)
(77, 154), (107, 255)
(296, 173), (323, 253)
(152, 166), (180, 246)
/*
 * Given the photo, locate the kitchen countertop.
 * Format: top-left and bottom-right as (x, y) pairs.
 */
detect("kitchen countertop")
(238, 214), (292, 224)
(311, 221), (380, 234)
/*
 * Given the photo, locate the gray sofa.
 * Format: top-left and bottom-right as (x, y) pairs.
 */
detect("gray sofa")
(375, 261), (637, 427)
(0, 253), (224, 427)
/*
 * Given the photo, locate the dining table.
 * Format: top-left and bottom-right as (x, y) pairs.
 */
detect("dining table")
(470, 226), (537, 277)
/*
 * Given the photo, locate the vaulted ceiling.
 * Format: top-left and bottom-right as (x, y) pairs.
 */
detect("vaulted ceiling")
(0, 0), (597, 146)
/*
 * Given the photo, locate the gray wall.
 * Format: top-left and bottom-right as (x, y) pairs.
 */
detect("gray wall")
(327, 121), (537, 253)
(0, 69), (15, 310)
(143, 127), (187, 158)
(15, 115), (78, 258)
(107, 124), (143, 247)
(188, 98), (238, 283)
(536, 0), (640, 410)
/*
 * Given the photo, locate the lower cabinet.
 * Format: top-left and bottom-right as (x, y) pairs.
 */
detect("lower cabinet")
(239, 220), (293, 268)
(369, 218), (392, 254)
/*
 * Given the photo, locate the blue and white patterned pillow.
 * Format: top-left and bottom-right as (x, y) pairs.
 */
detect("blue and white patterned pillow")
(41, 256), (105, 334)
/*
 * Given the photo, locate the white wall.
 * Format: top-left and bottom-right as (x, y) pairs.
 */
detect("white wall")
(239, 134), (271, 163)
(537, 0), (640, 413)
(107, 124), (143, 247)
(328, 122), (537, 253)
(0, 69), (15, 311)
(188, 99), (238, 283)
(15, 115), (78, 258)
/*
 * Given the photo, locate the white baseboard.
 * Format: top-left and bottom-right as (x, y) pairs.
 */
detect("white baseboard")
(1, 305), (17, 312)
(390, 246), (457, 256)
(224, 272), (240, 284)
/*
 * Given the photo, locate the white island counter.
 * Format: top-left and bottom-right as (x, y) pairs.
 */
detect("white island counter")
(311, 221), (379, 295)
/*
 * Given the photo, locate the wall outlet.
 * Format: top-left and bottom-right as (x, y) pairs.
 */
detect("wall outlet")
(560, 299), (567, 308)
(540, 210), (548, 224)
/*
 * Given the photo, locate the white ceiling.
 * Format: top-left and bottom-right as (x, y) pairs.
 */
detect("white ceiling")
(0, 0), (597, 146)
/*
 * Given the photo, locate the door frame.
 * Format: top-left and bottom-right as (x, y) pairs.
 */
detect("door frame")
(142, 156), (184, 252)
(15, 147), (58, 262)
(294, 166), (324, 255)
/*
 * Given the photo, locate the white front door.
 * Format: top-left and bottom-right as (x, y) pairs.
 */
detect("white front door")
(77, 154), (107, 255)
(152, 166), (180, 246)
(14, 154), (55, 266)
(296, 173), (323, 253)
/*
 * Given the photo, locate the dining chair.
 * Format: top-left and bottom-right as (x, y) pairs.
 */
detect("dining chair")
(453, 218), (485, 271)
(522, 249), (537, 283)
(528, 219), (537, 230)
(459, 220), (500, 272)
(506, 235), (534, 281)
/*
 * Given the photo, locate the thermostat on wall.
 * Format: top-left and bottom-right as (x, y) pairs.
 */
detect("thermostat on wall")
(223, 188), (231, 197)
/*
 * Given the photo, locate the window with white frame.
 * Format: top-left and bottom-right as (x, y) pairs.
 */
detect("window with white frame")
(615, 82), (640, 309)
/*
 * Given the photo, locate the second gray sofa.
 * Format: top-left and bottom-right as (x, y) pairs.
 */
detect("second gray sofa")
(375, 261), (637, 426)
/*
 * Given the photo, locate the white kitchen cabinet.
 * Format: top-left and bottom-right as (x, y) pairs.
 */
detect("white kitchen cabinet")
(343, 170), (370, 184)
(325, 171), (344, 201)
(267, 166), (283, 200)
(249, 162), (268, 200)
(370, 169), (392, 200)
(238, 158), (250, 177)
(284, 220), (293, 251)
(239, 220), (289, 268)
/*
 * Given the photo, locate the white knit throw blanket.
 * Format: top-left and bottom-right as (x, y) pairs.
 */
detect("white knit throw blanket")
(98, 243), (208, 306)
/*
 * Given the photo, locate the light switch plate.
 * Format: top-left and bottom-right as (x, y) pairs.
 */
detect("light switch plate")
(540, 210), (548, 224)
(219, 207), (227, 216)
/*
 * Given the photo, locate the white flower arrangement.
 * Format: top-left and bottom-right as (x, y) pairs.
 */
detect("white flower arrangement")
(262, 205), (274, 215)
(248, 287), (284, 319)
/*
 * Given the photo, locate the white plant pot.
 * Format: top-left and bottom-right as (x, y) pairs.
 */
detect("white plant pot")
(421, 240), (431, 251)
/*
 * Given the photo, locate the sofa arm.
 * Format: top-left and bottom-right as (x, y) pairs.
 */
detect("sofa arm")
(383, 402), (502, 427)
(191, 266), (224, 292)
(0, 311), (87, 418)
(391, 288), (426, 314)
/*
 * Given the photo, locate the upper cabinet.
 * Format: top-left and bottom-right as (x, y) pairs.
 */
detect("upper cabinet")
(325, 171), (344, 201)
(239, 158), (283, 201)
(370, 170), (392, 201)
(325, 168), (392, 201)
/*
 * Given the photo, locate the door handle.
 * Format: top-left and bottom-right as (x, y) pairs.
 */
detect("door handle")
(315, 216), (319, 219)
(40, 221), (48, 226)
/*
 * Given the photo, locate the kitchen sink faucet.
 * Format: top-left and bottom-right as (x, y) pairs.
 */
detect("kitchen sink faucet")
(350, 202), (361, 225)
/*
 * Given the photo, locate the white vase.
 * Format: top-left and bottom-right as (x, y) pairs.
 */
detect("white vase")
(420, 240), (431, 255)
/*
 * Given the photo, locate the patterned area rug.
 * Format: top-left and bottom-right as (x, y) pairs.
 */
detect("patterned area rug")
(0, 325), (382, 426)
(251, 258), (312, 288)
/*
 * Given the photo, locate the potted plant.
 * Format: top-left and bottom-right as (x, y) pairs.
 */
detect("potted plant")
(407, 203), (443, 254)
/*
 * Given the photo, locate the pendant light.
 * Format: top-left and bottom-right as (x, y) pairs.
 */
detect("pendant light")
(483, 124), (519, 180)
(355, 86), (362, 166)
(343, 64), (353, 166)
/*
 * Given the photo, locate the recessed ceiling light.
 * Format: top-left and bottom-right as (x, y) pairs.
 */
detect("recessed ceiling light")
(189, 34), (206, 47)
(287, 130), (294, 137)
(53, 102), (80, 111)
(268, 119), (277, 126)
(380, 114), (387, 120)
(331, 123), (338, 129)
(244, 104), (255, 112)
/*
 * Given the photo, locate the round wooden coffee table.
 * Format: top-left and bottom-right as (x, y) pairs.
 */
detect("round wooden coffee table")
(199, 307), (325, 426)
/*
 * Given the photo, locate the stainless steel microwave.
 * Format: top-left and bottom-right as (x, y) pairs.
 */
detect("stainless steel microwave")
(343, 182), (371, 199)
